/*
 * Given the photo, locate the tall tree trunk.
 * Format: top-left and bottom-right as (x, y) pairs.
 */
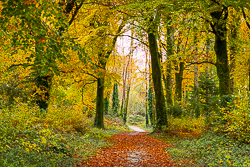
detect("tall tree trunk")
(94, 77), (105, 128)
(211, 9), (230, 97)
(123, 85), (130, 124)
(148, 78), (154, 126)
(194, 33), (200, 117)
(175, 36), (184, 102)
(145, 52), (149, 127)
(94, 20), (125, 128)
(120, 64), (126, 116)
(229, 25), (238, 94)
(147, 22), (168, 129)
(145, 85), (149, 127)
(205, 39), (211, 114)
(165, 15), (173, 107)
(165, 63), (173, 106)
(112, 83), (120, 116)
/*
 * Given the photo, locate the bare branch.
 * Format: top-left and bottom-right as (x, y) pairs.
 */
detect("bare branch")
(83, 71), (98, 79)
(7, 63), (32, 71)
(187, 61), (217, 66)
(242, 7), (250, 30)
(68, 2), (84, 26)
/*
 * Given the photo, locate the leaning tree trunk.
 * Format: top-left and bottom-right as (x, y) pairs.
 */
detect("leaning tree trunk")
(147, 24), (168, 129)
(211, 10), (230, 97)
(93, 20), (125, 128)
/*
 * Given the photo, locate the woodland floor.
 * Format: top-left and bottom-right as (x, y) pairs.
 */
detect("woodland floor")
(78, 127), (186, 167)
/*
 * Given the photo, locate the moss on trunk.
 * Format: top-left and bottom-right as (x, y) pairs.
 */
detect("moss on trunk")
(148, 31), (168, 128)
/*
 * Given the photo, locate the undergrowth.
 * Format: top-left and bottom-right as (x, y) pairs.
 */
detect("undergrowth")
(166, 131), (250, 166)
(0, 103), (126, 166)
(161, 99), (250, 167)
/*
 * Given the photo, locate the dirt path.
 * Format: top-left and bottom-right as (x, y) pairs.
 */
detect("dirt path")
(128, 126), (147, 132)
(79, 127), (178, 167)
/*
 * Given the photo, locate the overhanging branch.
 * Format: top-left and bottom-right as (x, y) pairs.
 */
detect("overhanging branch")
(187, 61), (217, 66)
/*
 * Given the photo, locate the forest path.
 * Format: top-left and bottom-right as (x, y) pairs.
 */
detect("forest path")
(79, 128), (179, 167)
(128, 126), (147, 132)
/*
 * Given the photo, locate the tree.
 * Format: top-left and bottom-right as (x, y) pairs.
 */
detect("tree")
(210, 7), (230, 98)
(147, 10), (168, 129)
(112, 83), (120, 116)
(148, 79), (154, 126)
(0, 0), (84, 111)
(104, 97), (110, 115)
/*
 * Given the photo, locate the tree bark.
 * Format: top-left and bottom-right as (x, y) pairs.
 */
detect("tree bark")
(148, 78), (154, 126)
(211, 10), (230, 97)
(229, 24), (238, 93)
(148, 28), (168, 129)
(94, 77), (105, 128)
(165, 15), (174, 106)
(145, 53), (149, 127)
(194, 33), (200, 117)
(174, 35), (184, 102)
(123, 85), (130, 124)
(175, 62), (184, 102)
(35, 75), (52, 112)
(94, 20), (125, 128)
(205, 39), (211, 114)
(120, 64), (126, 116)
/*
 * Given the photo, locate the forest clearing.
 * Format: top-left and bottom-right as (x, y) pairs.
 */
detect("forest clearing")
(1, 0), (250, 166)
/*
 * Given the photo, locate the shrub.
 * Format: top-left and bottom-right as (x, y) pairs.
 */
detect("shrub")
(0, 102), (122, 166)
(166, 116), (205, 139)
(168, 104), (183, 118)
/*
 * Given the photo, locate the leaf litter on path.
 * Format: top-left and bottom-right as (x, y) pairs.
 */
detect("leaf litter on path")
(78, 128), (182, 167)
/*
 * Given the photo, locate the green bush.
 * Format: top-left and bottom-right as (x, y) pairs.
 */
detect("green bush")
(128, 114), (145, 126)
(168, 104), (183, 118)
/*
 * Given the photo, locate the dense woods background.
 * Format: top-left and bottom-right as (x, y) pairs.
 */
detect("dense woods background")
(1, 0), (250, 166)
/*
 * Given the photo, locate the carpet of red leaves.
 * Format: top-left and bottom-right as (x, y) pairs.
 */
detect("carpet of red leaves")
(78, 131), (181, 167)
